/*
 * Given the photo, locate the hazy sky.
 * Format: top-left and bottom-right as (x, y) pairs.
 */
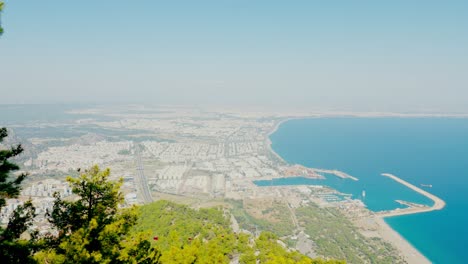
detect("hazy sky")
(0, 1), (467, 112)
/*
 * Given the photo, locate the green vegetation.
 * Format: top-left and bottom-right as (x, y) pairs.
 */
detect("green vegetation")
(253, 232), (344, 264)
(0, 128), (28, 208)
(35, 165), (153, 264)
(133, 200), (344, 264)
(134, 200), (230, 238)
(296, 204), (404, 264)
(228, 198), (295, 237)
(0, 1), (4, 35)
(0, 127), (37, 263)
(133, 200), (237, 263)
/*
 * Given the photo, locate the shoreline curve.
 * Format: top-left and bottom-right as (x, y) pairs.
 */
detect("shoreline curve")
(265, 118), (437, 264)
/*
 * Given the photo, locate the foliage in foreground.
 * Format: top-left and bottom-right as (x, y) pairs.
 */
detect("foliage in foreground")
(0, 128), (37, 263)
(0, 1), (4, 35)
(34, 165), (153, 264)
(0, 128), (28, 211)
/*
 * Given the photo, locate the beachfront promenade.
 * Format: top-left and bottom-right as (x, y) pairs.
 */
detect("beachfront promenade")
(378, 173), (446, 217)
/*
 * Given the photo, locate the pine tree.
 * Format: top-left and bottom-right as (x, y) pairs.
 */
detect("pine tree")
(0, 1), (4, 35)
(0, 127), (37, 263)
(0, 128), (27, 208)
(37, 165), (158, 264)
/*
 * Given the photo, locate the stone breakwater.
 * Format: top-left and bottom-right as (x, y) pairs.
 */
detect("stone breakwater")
(378, 173), (446, 217)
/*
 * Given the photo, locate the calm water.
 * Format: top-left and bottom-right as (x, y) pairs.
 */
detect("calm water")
(268, 118), (468, 264)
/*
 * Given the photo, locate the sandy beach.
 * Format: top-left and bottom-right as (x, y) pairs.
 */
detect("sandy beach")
(373, 216), (431, 264)
(264, 117), (298, 163)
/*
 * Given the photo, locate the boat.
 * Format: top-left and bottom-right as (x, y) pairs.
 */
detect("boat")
(420, 184), (432, 188)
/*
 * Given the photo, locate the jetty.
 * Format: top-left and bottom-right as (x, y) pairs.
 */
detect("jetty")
(378, 173), (445, 217)
(313, 168), (359, 181)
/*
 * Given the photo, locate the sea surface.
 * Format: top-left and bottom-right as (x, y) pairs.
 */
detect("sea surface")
(266, 118), (468, 264)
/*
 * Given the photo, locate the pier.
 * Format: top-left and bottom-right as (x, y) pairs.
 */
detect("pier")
(313, 168), (359, 181)
(378, 173), (445, 217)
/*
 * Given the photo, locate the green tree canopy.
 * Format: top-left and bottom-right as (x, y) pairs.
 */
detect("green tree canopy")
(0, 1), (4, 35)
(133, 200), (345, 264)
(0, 128), (27, 208)
(48, 166), (123, 236)
(37, 165), (156, 264)
(0, 128), (36, 263)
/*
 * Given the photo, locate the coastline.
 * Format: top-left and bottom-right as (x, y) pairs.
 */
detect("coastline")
(265, 117), (435, 264)
(373, 216), (431, 264)
(372, 173), (446, 263)
(265, 117), (301, 164)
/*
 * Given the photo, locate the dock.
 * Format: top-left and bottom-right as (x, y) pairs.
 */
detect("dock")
(378, 173), (445, 217)
(313, 168), (359, 181)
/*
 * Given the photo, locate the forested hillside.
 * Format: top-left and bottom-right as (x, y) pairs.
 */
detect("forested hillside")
(133, 200), (344, 264)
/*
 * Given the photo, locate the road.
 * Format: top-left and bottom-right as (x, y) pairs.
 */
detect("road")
(135, 144), (153, 204)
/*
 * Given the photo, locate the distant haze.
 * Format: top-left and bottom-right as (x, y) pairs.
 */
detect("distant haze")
(0, 1), (467, 112)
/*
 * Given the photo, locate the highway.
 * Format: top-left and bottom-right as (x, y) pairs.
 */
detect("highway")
(135, 144), (153, 204)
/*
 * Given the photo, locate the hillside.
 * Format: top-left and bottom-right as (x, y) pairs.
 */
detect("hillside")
(132, 200), (344, 264)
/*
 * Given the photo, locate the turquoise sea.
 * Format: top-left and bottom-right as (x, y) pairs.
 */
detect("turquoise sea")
(265, 118), (468, 264)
